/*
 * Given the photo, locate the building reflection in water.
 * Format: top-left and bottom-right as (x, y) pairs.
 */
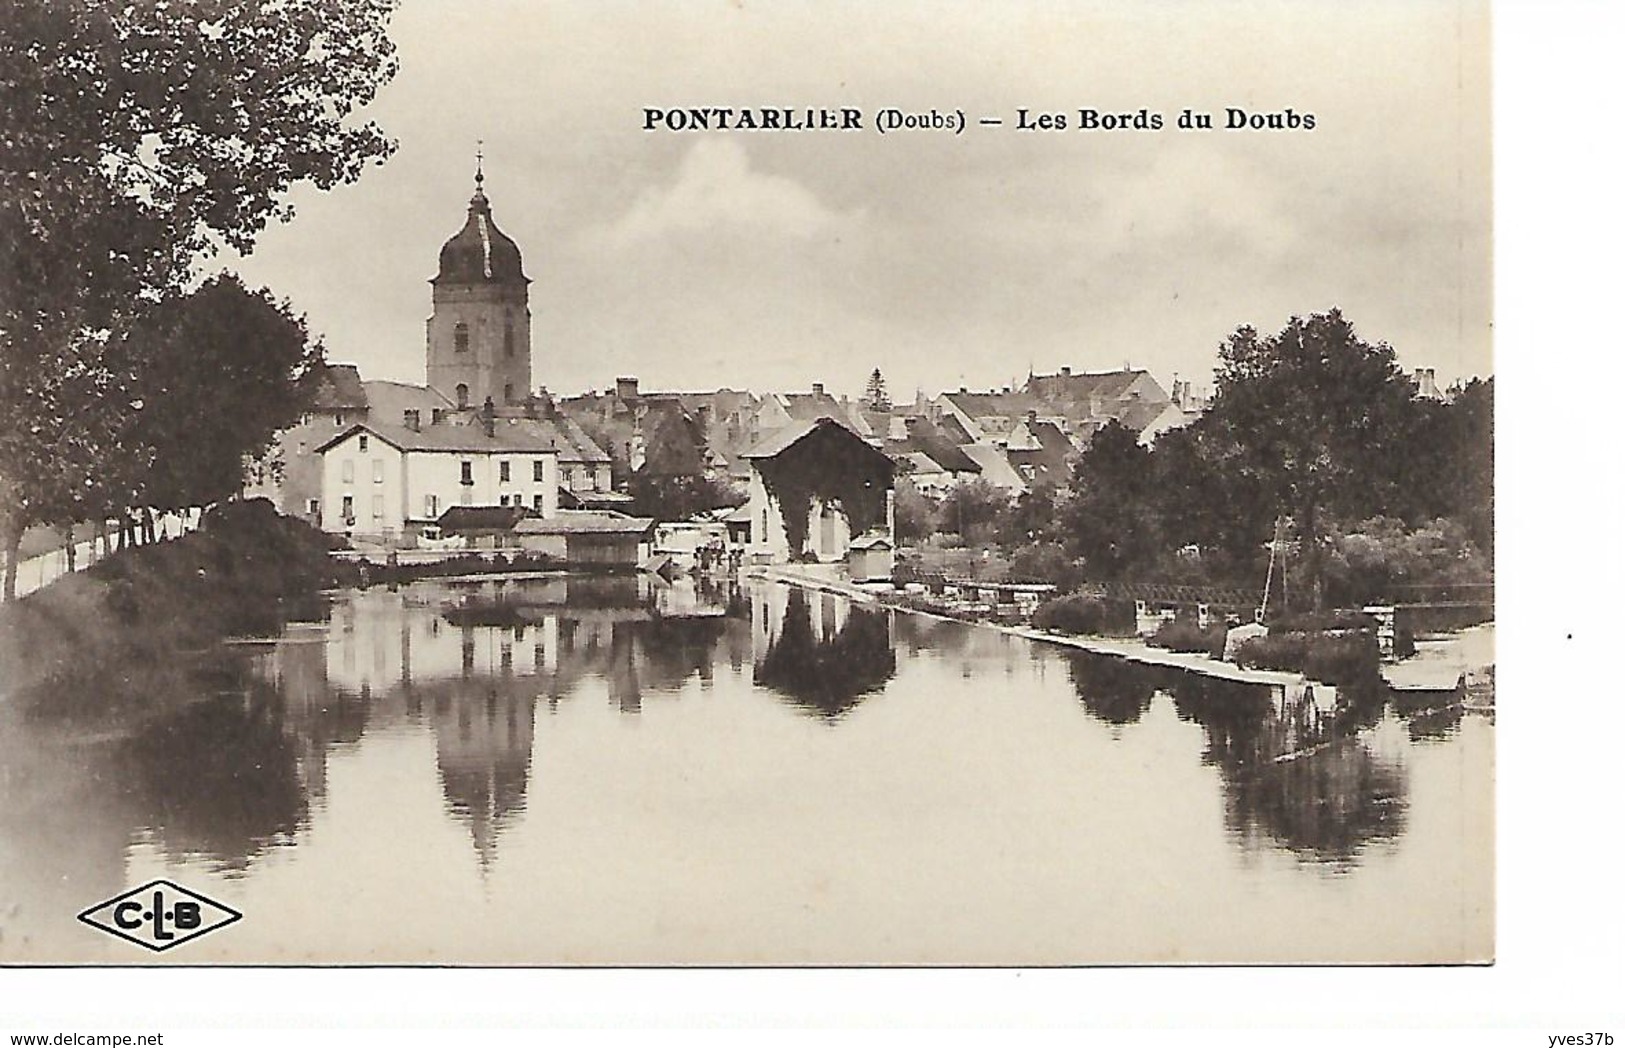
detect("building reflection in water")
(2, 574), (1430, 925)
(750, 585), (897, 721)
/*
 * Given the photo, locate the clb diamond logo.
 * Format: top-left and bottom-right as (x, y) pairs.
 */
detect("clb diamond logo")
(77, 879), (242, 952)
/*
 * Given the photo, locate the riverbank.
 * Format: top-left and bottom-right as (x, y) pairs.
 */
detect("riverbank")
(747, 564), (1308, 688)
(0, 501), (337, 711)
(749, 563), (1495, 700)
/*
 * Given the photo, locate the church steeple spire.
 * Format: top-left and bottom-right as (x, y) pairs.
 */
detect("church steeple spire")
(427, 147), (534, 408)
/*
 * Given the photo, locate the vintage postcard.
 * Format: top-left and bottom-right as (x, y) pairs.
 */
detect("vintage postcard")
(0, 0), (1492, 966)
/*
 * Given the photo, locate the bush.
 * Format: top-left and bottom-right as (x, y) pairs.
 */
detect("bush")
(1149, 618), (1227, 658)
(1006, 541), (1086, 589)
(1270, 609), (1377, 633)
(1032, 593), (1134, 636)
(1234, 631), (1383, 691)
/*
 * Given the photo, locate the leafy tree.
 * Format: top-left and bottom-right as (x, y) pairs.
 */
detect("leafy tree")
(995, 480), (1063, 547)
(891, 479), (937, 544)
(626, 473), (744, 524)
(121, 275), (324, 512)
(937, 479), (1009, 546)
(0, 0), (399, 599)
(1062, 420), (1166, 580)
(864, 368), (891, 412)
(1199, 310), (1420, 609)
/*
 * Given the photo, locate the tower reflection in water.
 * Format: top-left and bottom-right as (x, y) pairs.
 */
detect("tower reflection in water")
(3, 576), (1418, 925)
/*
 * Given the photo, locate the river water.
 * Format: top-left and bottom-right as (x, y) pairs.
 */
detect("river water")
(0, 575), (1492, 964)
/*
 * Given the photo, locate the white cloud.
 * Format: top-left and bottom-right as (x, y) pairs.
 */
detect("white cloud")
(591, 139), (849, 249)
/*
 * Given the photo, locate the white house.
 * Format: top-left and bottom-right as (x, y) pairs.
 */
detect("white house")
(316, 416), (570, 540)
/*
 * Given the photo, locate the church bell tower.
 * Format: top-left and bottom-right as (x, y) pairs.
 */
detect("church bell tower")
(427, 156), (532, 410)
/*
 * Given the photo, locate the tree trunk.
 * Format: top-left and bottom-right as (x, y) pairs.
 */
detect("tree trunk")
(1, 520), (20, 603)
(143, 507), (157, 545)
(1298, 498), (1325, 611)
(62, 524), (76, 573)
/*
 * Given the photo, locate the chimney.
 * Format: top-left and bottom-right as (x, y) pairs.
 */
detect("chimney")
(480, 396), (496, 438)
(522, 395), (537, 420)
(403, 409), (420, 432)
(811, 382), (825, 398)
(1424, 368), (1438, 397)
(1060, 366), (1071, 377)
(615, 376), (639, 402)
(1026, 409), (1038, 426)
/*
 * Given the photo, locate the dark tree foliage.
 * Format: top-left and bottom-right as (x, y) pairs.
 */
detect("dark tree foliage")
(1198, 310), (1421, 608)
(1062, 420), (1165, 580)
(892, 479), (937, 544)
(935, 478), (1009, 546)
(0, 0), (399, 599)
(114, 275), (323, 511)
(995, 480), (1063, 548)
(626, 473), (744, 523)
(864, 368), (891, 412)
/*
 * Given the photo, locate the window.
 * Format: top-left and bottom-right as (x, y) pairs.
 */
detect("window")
(499, 460), (511, 483)
(341, 459), (354, 483)
(372, 495), (384, 519)
(359, 434), (369, 452)
(373, 460), (385, 484)
(307, 499), (320, 516)
(454, 322), (469, 353)
(460, 460), (473, 485)
(334, 413), (343, 426)
(499, 495), (508, 507)
(504, 382), (514, 404)
(504, 318), (515, 358)
(533, 459), (546, 482)
(341, 495), (354, 521)
(456, 383), (469, 409)
(533, 493), (544, 509)
(425, 494), (439, 518)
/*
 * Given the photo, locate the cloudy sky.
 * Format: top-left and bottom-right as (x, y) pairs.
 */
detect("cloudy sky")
(226, 0), (1491, 400)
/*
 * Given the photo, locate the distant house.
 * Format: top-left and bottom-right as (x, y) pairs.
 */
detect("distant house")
(514, 510), (654, 565)
(1004, 412), (1075, 485)
(742, 417), (896, 566)
(315, 410), (578, 539)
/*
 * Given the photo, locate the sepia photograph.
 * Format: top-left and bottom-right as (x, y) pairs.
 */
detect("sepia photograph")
(0, 0), (1497, 971)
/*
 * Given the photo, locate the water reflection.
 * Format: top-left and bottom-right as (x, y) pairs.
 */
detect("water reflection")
(1168, 676), (1407, 867)
(0, 576), (1489, 961)
(752, 586), (896, 721)
(1064, 651), (1166, 726)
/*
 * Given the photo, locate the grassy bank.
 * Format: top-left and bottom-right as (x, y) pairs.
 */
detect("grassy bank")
(0, 499), (340, 710)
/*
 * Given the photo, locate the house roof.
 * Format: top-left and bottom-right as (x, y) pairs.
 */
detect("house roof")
(958, 443), (1028, 491)
(1024, 368), (1150, 403)
(437, 505), (529, 532)
(744, 415), (897, 474)
(780, 392), (872, 435)
(312, 363), (368, 410)
(514, 511), (654, 536)
(361, 380), (452, 423)
(900, 451), (948, 476)
(314, 417), (609, 460)
(941, 390), (1043, 420)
